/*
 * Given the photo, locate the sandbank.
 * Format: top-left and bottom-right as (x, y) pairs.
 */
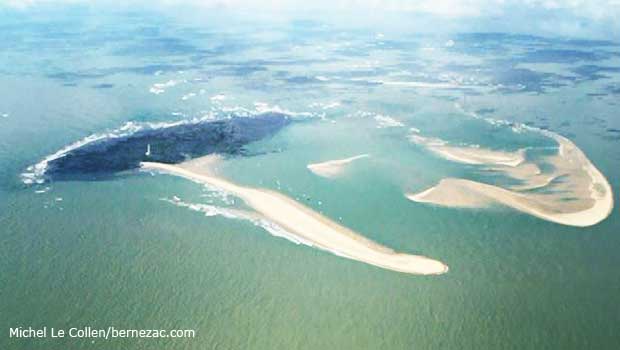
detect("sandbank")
(142, 157), (447, 275)
(307, 154), (370, 178)
(407, 132), (614, 227)
(410, 134), (526, 166)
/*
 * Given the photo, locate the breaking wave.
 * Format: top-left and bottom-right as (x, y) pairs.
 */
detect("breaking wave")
(161, 197), (317, 247)
(21, 108), (303, 184)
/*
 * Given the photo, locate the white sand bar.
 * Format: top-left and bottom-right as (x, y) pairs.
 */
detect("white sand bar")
(410, 134), (526, 166)
(142, 157), (448, 275)
(307, 154), (370, 178)
(408, 132), (614, 227)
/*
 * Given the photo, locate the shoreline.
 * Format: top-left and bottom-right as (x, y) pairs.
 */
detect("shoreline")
(141, 159), (448, 275)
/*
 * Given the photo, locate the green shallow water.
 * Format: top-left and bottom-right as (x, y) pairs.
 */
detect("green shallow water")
(1, 6), (620, 350)
(3, 113), (620, 349)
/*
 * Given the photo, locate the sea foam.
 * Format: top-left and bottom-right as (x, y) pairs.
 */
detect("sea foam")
(161, 197), (315, 247)
(21, 107), (304, 184)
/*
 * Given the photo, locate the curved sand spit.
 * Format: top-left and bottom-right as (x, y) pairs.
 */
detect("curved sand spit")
(142, 157), (447, 275)
(408, 132), (614, 227)
(307, 154), (370, 178)
(410, 134), (526, 166)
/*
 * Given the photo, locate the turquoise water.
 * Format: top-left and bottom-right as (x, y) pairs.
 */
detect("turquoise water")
(2, 6), (620, 350)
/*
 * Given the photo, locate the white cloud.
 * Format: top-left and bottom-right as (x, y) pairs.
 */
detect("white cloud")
(2, 0), (37, 9)
(2, 0), (619, 23)
(1, 0), (86, 9)
(150, 0), (499, 17)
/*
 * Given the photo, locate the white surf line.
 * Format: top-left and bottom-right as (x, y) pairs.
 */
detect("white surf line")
(307, 154), (370, 178)
(141, 159), (448, 275)
(149, 79), (182, 95)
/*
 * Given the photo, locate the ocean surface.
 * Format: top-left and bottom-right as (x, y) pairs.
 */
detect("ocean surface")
(1, 6), (620, 350)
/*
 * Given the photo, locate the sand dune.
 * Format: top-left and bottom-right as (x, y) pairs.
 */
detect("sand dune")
(408, 132), (614, 227)
(142, 157), (447, 275)
(307, 154), (370, 178)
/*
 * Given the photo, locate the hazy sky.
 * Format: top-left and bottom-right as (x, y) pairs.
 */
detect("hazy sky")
(2, 0), (619, 38)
